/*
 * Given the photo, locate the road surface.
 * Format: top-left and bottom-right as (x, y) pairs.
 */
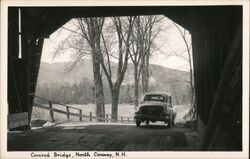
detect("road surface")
(8, 122), (199, 151)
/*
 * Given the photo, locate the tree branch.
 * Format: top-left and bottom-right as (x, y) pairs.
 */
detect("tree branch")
(101, 33), (112, 78)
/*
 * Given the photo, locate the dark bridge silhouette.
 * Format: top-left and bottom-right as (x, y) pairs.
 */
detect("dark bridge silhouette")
(8, 6), (242, 151)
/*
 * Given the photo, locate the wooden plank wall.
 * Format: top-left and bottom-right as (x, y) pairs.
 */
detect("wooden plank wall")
(189, 6), (242, 150)
(8, 8), (45, 130)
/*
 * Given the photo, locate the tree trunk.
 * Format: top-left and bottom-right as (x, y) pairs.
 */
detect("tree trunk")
(92, 53), (105, 121)
(134, 65), (139, 106)
(111, 87), (120, 120)
(188, 49), (195, 107)
(141, 58), (146, 93)
(190, 68), (194, 106)
(141, 51), (150, 93)
(145, 51), (150, 91)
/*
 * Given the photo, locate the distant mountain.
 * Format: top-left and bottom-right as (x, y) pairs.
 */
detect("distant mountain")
(37, 59), (191, 104)
(38, 59), (189, 84)
(37, 60), (93, 86)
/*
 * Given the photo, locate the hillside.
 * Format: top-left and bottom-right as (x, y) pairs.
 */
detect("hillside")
(37, 60), (93, 86)
(36, 60), (191, 104)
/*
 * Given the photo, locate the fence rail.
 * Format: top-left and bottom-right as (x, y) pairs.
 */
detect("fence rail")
(33, 95), (134, 123)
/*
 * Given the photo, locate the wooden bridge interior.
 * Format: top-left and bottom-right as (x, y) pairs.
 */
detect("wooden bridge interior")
(8, 6), (242, 151)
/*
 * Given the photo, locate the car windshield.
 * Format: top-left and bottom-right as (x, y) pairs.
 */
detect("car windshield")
(144, 94), (167, 102)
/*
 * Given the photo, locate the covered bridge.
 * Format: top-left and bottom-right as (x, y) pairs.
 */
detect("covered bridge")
(7, 6), (242, 150)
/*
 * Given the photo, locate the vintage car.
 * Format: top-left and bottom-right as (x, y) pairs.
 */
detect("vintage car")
(134, 92), (176, 128)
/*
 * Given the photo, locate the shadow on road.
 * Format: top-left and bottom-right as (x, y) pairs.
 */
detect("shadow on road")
(8, 123), (199, 151)
(139, 125), (169, 129)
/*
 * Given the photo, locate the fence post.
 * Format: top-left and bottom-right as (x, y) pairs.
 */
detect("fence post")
(49, 101), (55, 122)
(79, 110), (82, 121)
(66, 106), (70, 120)
(105, 114), (108, 122)
(121, 117), (123, 123)
(127, 117), (129, 123)
(89, 112), (92, 122)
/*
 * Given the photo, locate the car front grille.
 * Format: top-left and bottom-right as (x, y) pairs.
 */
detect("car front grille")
(140, 106), (164, 115)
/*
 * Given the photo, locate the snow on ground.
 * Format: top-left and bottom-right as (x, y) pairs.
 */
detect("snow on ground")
(32, 104), (191, 123)
(173, 105), (192, 123)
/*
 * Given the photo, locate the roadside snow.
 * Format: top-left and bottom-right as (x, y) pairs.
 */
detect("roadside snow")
(174, 105), (192, 123)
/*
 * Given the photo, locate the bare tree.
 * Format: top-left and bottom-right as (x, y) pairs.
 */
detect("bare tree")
(100, 17), (135, 120)
(129, 16), (143, 106)
(53, 17), (135, 120)
(51, 19), (106, 119)
(172, 22), (195, 106)
(130, 16), (162, 106)
(140, 16), (162, 93)
(76, 17), (106, 120)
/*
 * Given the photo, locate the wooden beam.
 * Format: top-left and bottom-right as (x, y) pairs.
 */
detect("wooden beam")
(8, 112), (29, 129)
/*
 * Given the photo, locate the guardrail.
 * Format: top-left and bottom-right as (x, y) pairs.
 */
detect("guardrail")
(33, 95), (134, 123)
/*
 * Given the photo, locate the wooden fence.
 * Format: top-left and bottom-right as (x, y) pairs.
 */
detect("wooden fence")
(33, 95), (134, 123)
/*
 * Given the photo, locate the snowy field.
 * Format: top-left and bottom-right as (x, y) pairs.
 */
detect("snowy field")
(32, 104), (191, 123)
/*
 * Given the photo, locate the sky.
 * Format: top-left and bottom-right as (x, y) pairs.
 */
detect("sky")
(41, 16), (192, 72)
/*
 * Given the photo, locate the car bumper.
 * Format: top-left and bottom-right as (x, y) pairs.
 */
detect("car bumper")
(134, 114), (170, 122)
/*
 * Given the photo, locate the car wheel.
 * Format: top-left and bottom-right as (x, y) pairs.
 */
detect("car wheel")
(172, 119), (175, 127)
(168, 118), (173, 128)
(136, 120), (141, 127)
(146, 120), (149, 126)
